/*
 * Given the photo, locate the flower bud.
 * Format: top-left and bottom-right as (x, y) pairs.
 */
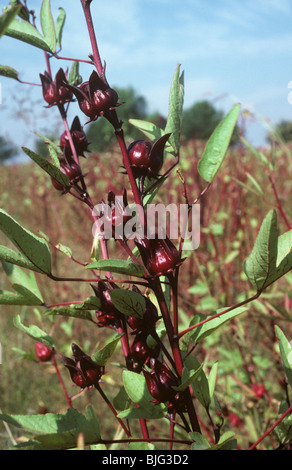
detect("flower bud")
(92, 282), (124, 329)
(127, 133), (170, 179)
(130, 331), (160, 365)
(40, 68), (73, 108)
(135, 235), (184, 277)
(64, 70), (119, 123)
(126, 286), (159, 333)
(35, 341), (53, 362)
(97, 189), (132, 239)
(143, 359), (179, 405)
(51, 159), (82, 191)
(60, 116), (90, 159)
(63, 343), (104, 390)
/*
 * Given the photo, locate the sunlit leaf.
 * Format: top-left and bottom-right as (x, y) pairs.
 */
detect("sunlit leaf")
(0, 209), (51, 275)
(40, 0), (56, 53)
(244, 210), (292, 292)
(198, 103), (240, 182)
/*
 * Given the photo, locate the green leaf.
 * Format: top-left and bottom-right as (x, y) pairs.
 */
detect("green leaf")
(165, 64), (184, 156)
(92, 333), (123, 366)
(198, 103), (240, 182)
(44, 296), (101, 321)
(44, 306), (93, 321)
(187, 306), (247, 344)
(185, 356), (210, 409)
(40, 0), (56, 53)
(110, 288), (146, 318)
(85, 258), (145, 278)
(22, 146), (70, 188)
(0, 406), (101, 450)
(244, 210), (292, 292)
(246, 172), (264, 197)
(0, 209), (51, 275)
(240, 136), (274, 170)
(5, 14), (54, 52)
(190, 432), (211, 450)
(128, 119), (164, 142)
(0, 245), (44, 273)
(2, 261), (43, 304)
(122, 370), (165, 419)
(69, 61), (82, 86)
(55, 242), (72, 258)
(275, 326), (292, 387)
(274, 402), (292, 445)
(0, 64), (20, 81)
(14, 314), (54, 348)
(172, 362), (204, 392)
(209, 431), (237, 450)
(0, 288), (43, 305)
(55, 7), (65, 48)
(0, 4), (21, 37)
(208, 361), (219, 399)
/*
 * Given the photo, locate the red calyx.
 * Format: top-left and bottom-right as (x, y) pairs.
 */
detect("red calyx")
(35, 341), (53, 362)
(63, 343), (104, 390)
(127, 133), (170, 179)
(51, 159), (82, 191)
(135, 235), (184, 277)
(64, 70), (119, 123)
(60, 116), (90, 159)
(142, 359), (184, 412)
(40, 68), (73, 108)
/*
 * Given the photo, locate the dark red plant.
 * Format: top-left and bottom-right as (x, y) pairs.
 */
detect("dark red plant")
(63, 343), (104, 390)
(40, 68), (73, 108)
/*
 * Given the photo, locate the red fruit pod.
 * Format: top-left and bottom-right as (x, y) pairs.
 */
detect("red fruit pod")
(130, 331), (160, 365)
(135, 234), (184, 277)
(60, 116), (90, 159)
(64, 71), (119, 123)
(35, 341), (53, 362)
(127, 133), (171, 178)
(51, 160), (82, 191)
(40, 68), (73, 108)
(127, 286), (159, 333)
(63, 343), (104, 389)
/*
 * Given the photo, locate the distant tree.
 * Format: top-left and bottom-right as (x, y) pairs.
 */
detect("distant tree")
(0, 136), (17, 163)
(267, 120), (292, 144)
(182, 100), (240, 145)
(86, 86), (149, 152)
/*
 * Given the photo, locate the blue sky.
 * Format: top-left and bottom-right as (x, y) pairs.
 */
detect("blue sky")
(1, 0), (292, 161)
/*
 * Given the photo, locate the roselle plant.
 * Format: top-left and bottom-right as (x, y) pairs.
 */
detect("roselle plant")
(0, 0), (292, 451)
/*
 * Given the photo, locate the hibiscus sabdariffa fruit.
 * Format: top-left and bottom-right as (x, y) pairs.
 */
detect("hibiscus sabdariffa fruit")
(127, 133), (171, 179)
(135, 234), (184, 277)
(64, 70), (119, 123)
(63, 343), (104, 390)
(40, 68), (73, 108)
(51, 159), (83, 192)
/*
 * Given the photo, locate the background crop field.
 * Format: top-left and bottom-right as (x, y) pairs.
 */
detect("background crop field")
(0, 139), (291, 449)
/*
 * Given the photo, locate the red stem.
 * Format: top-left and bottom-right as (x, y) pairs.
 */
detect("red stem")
(95, 383), (131, 437)
(52, 354), (72, 408)
(151, 278), (201, 433)
(80, 0), (104, 75)
(249, 404), (292, 450)
(178, 292), (260, 340)
(115, 129), (146, 235)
